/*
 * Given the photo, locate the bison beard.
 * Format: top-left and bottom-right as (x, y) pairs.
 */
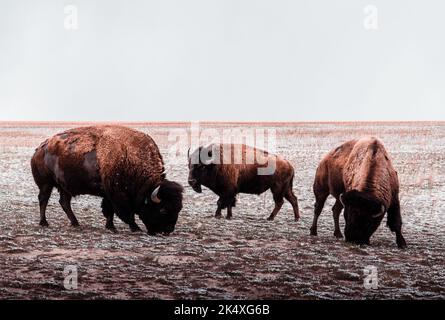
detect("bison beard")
(30, 125), (183, 235)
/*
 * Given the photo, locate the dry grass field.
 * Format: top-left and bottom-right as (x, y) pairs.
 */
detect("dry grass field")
(0, 122), (444, 299)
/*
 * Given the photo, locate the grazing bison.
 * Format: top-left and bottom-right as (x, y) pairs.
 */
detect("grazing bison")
(31, 125), (183, 235)
(187, 144), (300, 221)
(310, 137), (406, 248)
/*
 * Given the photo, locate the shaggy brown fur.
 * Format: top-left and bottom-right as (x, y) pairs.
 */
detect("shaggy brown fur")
(31, 125), (183, 234)
(310, 137), (406, 248)
(188, 144), (299, 221)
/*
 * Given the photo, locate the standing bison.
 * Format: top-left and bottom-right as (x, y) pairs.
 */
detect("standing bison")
(31, 125), (183, 235)
(187, 144), (300, 221)
(310, 137), (406, 248)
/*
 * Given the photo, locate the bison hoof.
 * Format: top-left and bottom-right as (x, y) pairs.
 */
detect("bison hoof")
(309, 227), (317, 236)
(70, 221), (80, 227)
(215, 214), (222, 219)
(106, 225), (117, 233)
(266, 216), (274, 221)
(226, 215), (232, 220)
(39, 220), (49, 227)
(397, 239), (407, 249)
(334, 231), (343, 238)
(130, 224), (142, 232)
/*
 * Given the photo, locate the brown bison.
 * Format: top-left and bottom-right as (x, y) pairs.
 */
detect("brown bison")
(31, 125), (183, 235)
(310, 137), (406, 248)
(187, 144), (300, 220)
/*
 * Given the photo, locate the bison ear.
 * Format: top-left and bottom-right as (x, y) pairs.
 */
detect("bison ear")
(340, 190), (362, 205)
(339, 190), (361, 207)
(342, 190), (383, 213)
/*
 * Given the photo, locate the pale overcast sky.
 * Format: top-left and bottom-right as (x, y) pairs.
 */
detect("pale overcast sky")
(0, 0), (444, 121)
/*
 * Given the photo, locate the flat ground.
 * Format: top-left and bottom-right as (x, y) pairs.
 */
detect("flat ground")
(0, 122), (444, 299)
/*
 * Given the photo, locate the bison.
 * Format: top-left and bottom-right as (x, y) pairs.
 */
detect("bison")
(310, 137), (406, 248)
(31, 125), (183, 235)
(187, 143), (300, 221)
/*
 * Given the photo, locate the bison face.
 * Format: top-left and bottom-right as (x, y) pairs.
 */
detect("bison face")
(187, 163), (206, 193)
(187, 146), (215, 193)
(139, 180), (184, 235)
(340, 190), (386, 245)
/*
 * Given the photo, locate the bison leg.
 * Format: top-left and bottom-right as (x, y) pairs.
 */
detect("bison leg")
(310, 192), (328, 236)
(215, 196), (235, 219)
(284, 186), (300, 221)
(58, 191), (80, 227)
(226, 198), (236, 220)
(119, 214), (141, 232)
(332, 200), (343, 238)
(387, 198), (407, 248)
(215, 199), (223, 219)
(114, 205), (141, 232)
(119, 217), (141, 232)
(110, 195), (142, 232)
(101, 198), (117, 232)
(38, 184), (53, 227)
(119, 212), (141, 232)
(267, 187), (284, 221)
(128, 217), (142, 232)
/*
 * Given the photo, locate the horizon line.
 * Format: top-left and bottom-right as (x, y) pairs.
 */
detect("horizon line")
(0, 120), (444, 127)
(0, 119), (445, 124)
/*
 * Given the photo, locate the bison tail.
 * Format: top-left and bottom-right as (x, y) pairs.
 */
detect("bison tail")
(30, 146), (50, 188)
(287, 163), (295, 189)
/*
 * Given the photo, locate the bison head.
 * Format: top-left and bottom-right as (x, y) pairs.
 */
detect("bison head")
(187, 145), (216, 193)
(139, 180), (183, 235)
(340, 190), (386, 245)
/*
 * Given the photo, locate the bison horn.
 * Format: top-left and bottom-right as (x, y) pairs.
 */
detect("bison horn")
(151, 186), (161, 203)
(339, 193), (345, 207)
(187, 147), (190, 159)
(372, 204), (386, 218)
